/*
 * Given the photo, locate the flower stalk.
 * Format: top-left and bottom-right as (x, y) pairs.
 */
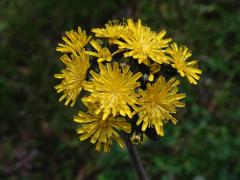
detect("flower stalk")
(123, 133), (149, 180)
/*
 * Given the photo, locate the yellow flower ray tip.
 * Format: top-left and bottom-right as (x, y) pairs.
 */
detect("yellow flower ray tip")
(92, 19), (126, 39)
(56, 27), (91, 55)
(86, 40), (125, 62)
(85, 39), (112, 62)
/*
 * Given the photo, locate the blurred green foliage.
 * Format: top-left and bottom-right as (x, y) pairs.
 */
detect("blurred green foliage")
(0, 0), (240, 179)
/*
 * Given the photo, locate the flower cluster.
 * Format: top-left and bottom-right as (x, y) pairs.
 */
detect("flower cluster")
(54, 19), (202, 152)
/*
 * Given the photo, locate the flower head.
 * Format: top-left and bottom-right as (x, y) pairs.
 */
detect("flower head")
(83, 62), (142, 120)
(114, 19), (171, 65)
(74, 104), (131, 152)
(86, 40), (112, 62)
(137, 76), (185, 136)
(92, 20), (126, 40)
(166, 43), (202, 85)
(56, 27), (91, 55)
(54, 20), (202, 152)
(54, 51), (90, 106)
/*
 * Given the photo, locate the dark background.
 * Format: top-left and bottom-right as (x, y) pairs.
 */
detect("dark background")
(1, 0), (240, 179)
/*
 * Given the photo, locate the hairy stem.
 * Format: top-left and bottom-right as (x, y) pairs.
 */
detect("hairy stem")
(123, 134), (149, 180)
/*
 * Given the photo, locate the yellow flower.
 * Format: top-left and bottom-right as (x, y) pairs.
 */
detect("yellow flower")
(137, 76), (185, 136)
(86, 40), (123, 62)
(74, 104), (131, 152)
(92, 20), (126, 40)
(114, 19), (171, 65)
(166, 43), (202, 85)
(83, 62), (142, 120)
(54, 51), (90, 106)
(56, 27), (91, 55)
(86, 40), (112, 62)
